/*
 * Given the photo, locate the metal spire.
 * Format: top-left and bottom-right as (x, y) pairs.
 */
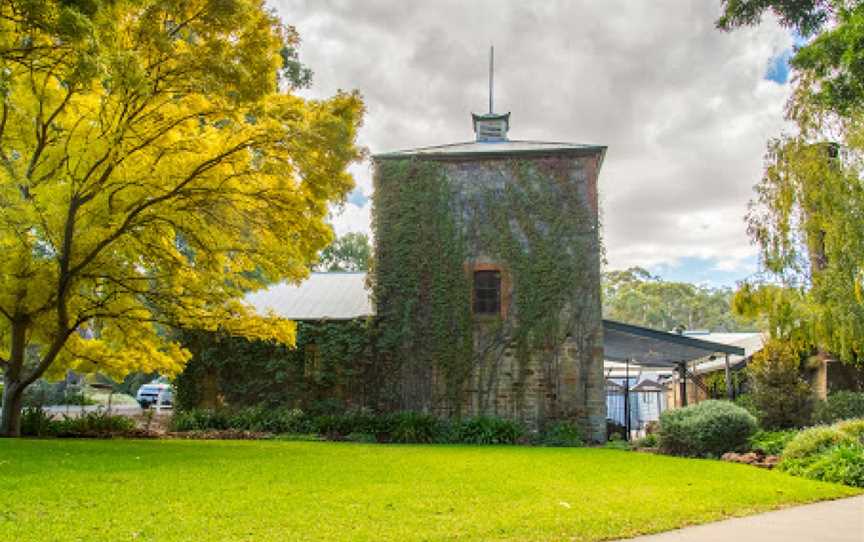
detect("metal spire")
(489, 45), (494, 114)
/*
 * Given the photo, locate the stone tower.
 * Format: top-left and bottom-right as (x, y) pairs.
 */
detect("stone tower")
(371, 97), (607, 441)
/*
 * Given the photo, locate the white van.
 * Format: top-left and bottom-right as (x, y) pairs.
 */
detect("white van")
(135, 382), (174, 409)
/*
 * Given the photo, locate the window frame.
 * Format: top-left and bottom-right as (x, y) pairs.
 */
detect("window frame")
(473, 269), (502, 316)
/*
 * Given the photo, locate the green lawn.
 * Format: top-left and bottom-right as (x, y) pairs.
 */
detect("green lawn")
(0, 439), (858, 541)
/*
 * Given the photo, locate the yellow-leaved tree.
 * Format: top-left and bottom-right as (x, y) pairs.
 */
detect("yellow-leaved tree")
(0, 0), (364, 435)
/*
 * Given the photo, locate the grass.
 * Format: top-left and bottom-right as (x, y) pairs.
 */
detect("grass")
(88, 390), (139, 407)
(0, 440), (858, 541)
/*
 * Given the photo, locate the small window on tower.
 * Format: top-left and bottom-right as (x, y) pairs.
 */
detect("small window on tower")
(473, 270), (501, 315)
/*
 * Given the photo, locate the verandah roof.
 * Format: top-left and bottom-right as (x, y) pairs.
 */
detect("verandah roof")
(602, 320), (745, 367)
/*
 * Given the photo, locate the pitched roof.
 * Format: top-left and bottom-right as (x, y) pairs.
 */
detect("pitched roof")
(605, 380), (625, 391)
(373, 140), (606, 160)
(631, 379), (663, 392)
(244, 272), (372, 321)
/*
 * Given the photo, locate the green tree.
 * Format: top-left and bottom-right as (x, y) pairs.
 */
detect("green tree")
(717, 1), (838, 38)
(0, 0), (363, 436)
(719, 1), (864, 365)
(748, 339), (815, 429)
(602, 267), (758, 332)
(720, 2), (864, 115)
(317, 232), (372, 272)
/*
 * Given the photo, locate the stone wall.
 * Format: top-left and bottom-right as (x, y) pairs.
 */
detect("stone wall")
(374, 151), (606, 441)
(451, 332), (605, 441)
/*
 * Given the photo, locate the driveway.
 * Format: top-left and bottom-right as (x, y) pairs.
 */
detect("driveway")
(618, 495), (864, 541)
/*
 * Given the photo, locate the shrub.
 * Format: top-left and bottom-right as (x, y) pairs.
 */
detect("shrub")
(172, 407), (315, 434)
(270, 408), (312, 434)
(449, 416), (525, 444)
(813, 392), (864, 424)
(225, 406), (270, 432)
(749, 429), (797, 455)
(346, 432), (377, 443)
(311, 412), (385, 439)
(171, 407), (383, 437)
(21, 408), (135, 437)
(20, 407), (56, 436)
(747, 340), (814, 429)
(836, 418), (864, 444)
(52, 410), (135, 436)
(733, 394), (761, 419)
(539, 421), (584, 447)
(390, 412), (442, 444)
(227, 406), (309, 434)
(779, 421), (864, 487)
(785, 443), (864, 487)
(170, 409), (232, 432)
(781, 425), (855, 460)
(633, 433), (659, 449)
(168, 408), (535, 446)
(658, 400), (757, 457)
(309, 414), (349, 437)
(606, 419), (626, 441)
(21, 407), (135, 437)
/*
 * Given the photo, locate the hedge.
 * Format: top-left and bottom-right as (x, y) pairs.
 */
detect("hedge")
(658, 400), (757, 457)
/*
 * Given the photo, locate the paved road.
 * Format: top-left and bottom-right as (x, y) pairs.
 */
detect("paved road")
(42, 404), (172, 417)
(618, 495), (864, 541)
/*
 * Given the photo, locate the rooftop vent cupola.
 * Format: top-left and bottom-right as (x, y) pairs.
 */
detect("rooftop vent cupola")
(473, 46), (510, 142)
(473, 112), (510, 142)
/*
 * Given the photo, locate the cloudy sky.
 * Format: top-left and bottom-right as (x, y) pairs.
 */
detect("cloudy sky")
(272, 1), (794, 287)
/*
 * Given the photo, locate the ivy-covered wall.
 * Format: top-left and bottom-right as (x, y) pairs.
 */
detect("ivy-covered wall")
(174, 320), (373, 412)
(175, 149), (607, 440)
(371, 151), (606, 440)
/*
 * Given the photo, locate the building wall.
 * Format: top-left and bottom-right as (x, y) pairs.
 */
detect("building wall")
(810, 357), (864, 398)
(666, 375), (711, 409)
(373, 151), (606, 440)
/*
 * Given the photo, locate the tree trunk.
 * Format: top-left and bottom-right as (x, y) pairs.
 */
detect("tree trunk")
(0, 378), (24, 437)
(2, 319), (32, 437)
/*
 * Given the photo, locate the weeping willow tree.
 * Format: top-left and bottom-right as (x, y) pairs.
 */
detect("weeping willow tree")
(721, 1), (864, 364)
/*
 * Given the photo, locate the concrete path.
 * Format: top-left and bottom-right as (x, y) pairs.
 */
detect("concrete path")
(619, 495), (864, 542)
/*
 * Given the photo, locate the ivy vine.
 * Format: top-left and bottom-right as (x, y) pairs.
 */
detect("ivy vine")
(372, 155), (600, 418)
(371, 159), (473, 411)
(177, 154), (602, 423)
(174, 320), (372, 411)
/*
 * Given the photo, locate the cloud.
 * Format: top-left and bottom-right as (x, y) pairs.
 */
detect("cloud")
(274, 0), (793, 282)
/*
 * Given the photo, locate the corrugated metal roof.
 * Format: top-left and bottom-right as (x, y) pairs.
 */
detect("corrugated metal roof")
(603, 320), (746, 366)
(244, 272), (372, 320)
(683, 332), (764, 357)
(373, 140), (606, 159)
(683, 332), (765, 374)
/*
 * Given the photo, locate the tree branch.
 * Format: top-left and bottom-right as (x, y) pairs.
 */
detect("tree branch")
(26, 86), (74, 181)
(68, 140), (256, 279)
(20, 327), (76, 388)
